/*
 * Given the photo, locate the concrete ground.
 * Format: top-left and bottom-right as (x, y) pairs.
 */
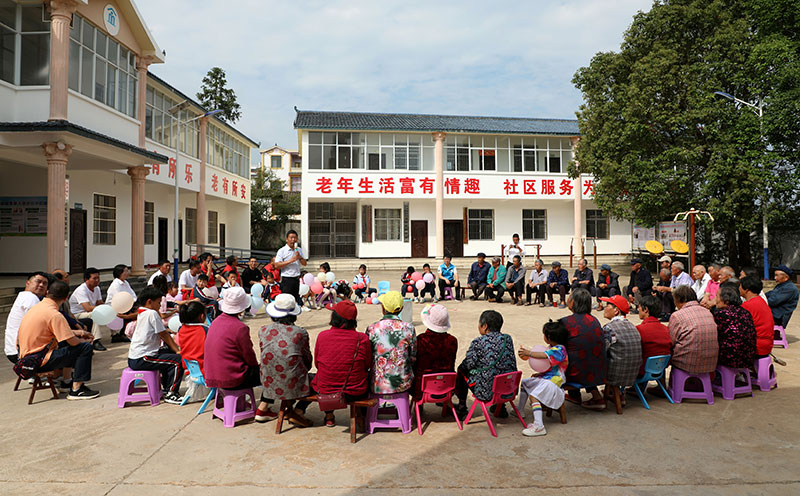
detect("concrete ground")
(1, 270), (798, 495)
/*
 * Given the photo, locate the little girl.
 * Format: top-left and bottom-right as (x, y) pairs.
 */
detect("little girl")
(517, 320), (569, 437)
(352, 264), (376, 303)
(300, 270), (317, 309)
(319, 262), (334, 303)
(401, 266), (419, 302)
(419, 264), (436, 302)
(264, 273), (281, 302)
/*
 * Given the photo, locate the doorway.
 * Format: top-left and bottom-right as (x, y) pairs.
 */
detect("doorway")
(219, 224), (226, 256)
(158, 217), (168, 262)
(443, 220), (463, 257)
(68, 209), (86, 275)
(411, 220), (428, 258)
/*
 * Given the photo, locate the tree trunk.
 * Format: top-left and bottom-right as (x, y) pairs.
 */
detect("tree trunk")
(726, 228), (739, 268)
(737, 231), (752, 268)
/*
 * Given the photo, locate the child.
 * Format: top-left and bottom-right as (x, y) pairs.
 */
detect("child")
(419, 264), (436, 302)
(413, 304), (458, 401)
(191, 274), (219, 321)
(333, 280), (352, 303)
(264, 272), (281, 302)
(178, 301), (208, 374)
(165, 282), (184, 308)
(401, 266), (419, 302)
(300, 270), (317, 310)
(221, 271), (241, 296)
(352, 264), (376, 303)
(263, 255), (281, 283)
(128, 287), (184, 404)
(319, 262), (334, 303)
(517, 320), (569, 437)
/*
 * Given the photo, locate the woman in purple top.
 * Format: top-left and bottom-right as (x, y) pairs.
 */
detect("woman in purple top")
(714, 284), (756, 369)
(203, 288), (260, 390)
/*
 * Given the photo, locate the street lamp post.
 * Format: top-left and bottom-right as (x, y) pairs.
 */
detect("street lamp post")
(713, 91), (768, 279)
(167, 103), (223, 281)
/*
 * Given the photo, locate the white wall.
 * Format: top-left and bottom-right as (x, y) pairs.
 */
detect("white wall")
(0, 83), (50, 122)
(68, 91), (140, 144)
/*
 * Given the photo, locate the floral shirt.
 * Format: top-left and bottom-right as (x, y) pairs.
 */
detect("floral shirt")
(258, 322), (312, 400)
(714, 305), (757, 369)
(460, 331), (517, 402)
(541, 344), (568, 387)
(366, 315), (417, 394)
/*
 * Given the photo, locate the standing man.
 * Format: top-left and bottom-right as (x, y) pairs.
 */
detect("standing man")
(467, 252), (490, 300)
(275, 230), (307, 305)
(766, 264), (799, 328)
(571, 258), (595, 295)
(69, 267), (107, 351)
(625, 258), (653, 313)
(504, 233), (525, 269)
(4, 271), (49, 363)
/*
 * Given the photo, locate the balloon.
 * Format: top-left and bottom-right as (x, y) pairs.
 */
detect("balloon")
(204, 286), (219, 299)
(411, 271), (423, 282)
(90, 305), (115, 326)
(174, 292), (184, 302)
(311, 283), (324, 294)
(303, 273), (315, 286)
(365, 297), (373, 304)
(168, 315), (182, 333)
(251, 283), (264, 297)
(318, 272), (327, 283)
(528, 345), (552, 373)
(415, 280), (426, 290)
(107, 317), (124, 331)
(250, 296), (264, 311)
(372, 298), (381, 305)
(299, 283), (310, 296)
(423, 273), (434, 283)
(326, 272), (336, 283)
(256, 303), (266, 314)
(110, 292), (134, 313)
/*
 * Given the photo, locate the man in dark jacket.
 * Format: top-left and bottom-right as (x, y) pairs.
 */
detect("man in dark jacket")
(467, 252), (491, 300)
(547, 261), (570, 308)
(595, 263), (620, 309)
(767, 264), (799, 327)
(571, 258), (595, 295)
(625, 258), (653, 314)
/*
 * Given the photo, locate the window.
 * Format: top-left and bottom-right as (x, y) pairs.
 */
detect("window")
(0, 2), (49, 86)
(93, 193), (116, 245)
(374, 208), (401, 241)
(208, 210), (218, 244)
(468, 209), (493, 240)
(206, 124), (249, 178)
(67, 14), (137, 117)
(146, 86), (200, 158)
(306, 132), (432, 171)
(185, 207), (196, 245)
(522, 209), (547, 239)
(586, 209), (609, 239)
(144, 201), (154, 244)
(290, 175), (302, 192)
(271, 155), (282, 168)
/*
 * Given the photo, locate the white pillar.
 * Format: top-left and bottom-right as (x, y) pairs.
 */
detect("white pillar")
(433, 132), (446, 258)
(571, 137), (582, 256)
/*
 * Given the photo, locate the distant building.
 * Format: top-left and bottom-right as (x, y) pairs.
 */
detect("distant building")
(259, 146), (302, 192)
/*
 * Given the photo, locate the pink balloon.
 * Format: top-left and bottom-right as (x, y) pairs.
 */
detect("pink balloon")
(528, 344), (551, 373)
(311, 283), (324, 294)
(423, 273), (434, 283)
(411, 271), (423, 282)
(415, 279), (426, 290)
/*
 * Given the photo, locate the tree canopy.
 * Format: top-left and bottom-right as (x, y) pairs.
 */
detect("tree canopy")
(251, 168), (301, 250)
(572, 0), (800, 266)
(197, 67), (242, 123)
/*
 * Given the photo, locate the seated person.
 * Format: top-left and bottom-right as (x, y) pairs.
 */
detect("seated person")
(178, 301), (208, 374)
(526, 259), (549, 307)
(190, 274), (219, 321)
(220, 271), (241, 297)
(595, 264), (620, 309)
(599, 295), (642, 399)
(437, 255), (461, 301)
(714, 284), (756, 369)
(128, 287), (184, 404)
(241, 256), (264, 294)
(401, 265), (418, 301)
(740, 275), (774, 358)
(546, 261), (570, 308)
(262, 256), (281, 283)
(467, 253), (490, 300)
(419, 264), (437, 302)
(625, 258), (653, 310)
(652, 268), (674, 319)
(5, 271), (48, 363)
(366, 292), (417, 394)
(634, 295), (672, 377)
(264, 272), (281, 302)
(562, 288), (607, 409)
(571, 258), (595, 295)
(413, 304), (458, 401)
(690, 265), (712, 302)
(352, 264), (377, 302)
(504, 255), (527, 306)
(485, 257), (507, 303)
(766, 264), (799, 328)
(668, 286), (719, 375)
(68, 267), (106, 351)
(17, 280), (98, 399)
(203, 287), (261, 390)
(455, 310), (517, 419)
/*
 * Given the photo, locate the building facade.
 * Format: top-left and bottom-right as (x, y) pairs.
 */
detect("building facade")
(259, 145), (302, 192)
(0, 0), (255, 274)
(294, 110), (632, 259)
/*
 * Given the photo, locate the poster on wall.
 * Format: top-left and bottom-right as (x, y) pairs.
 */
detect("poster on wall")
(632, 224), (656, 251)
(0, 197), (48, 236)
(658, 221), (687, 247)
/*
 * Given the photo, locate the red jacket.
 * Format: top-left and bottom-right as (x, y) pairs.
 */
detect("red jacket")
(413, 330), (458, 400)
(311, 327), (372, 396)
(203, 313), (258, 388)
(742, 296), (774, 356)
(179, 324), (207, 373)
(266, 283), (281, 301)
(635, 316), (672, 376)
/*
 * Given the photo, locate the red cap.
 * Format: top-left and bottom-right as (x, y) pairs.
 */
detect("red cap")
(326, 300), (357, 320)
(599, 295), (630, 314)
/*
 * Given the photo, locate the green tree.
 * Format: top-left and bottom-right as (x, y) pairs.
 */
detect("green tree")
(197, 67), (241, 123)
(572, 0), (800, 267)
(251, 168), (301, 250)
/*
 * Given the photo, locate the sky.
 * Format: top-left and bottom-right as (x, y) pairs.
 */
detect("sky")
(134, 0), (653, 164)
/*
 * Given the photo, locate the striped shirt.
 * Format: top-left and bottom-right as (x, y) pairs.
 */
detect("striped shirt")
(668, 301), (719, 374)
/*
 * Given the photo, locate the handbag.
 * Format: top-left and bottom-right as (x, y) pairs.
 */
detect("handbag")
(317, 336), (361, 411)
(13, 340), (54, 380)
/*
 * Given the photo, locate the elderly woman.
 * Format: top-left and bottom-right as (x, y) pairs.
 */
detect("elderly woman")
(255, 293), (312, 427)
(311, 300), (372, 427)
(366, 291), (417, 395)
(561, 288), (607, 410)
(714, 283), (757, 369)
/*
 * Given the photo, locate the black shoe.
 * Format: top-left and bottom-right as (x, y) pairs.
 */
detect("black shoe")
(111, 333), (130, 343)
(494, 405), (509, 418)
(56, 379), (73, 392)
(67, 385), (100, 400)
(93, 340), (107, 351)
(164, 392), (183, 405)
(455, 405), (469, 421)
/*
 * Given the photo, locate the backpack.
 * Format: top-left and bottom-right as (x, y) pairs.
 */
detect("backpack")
(13, 341), (53, 380)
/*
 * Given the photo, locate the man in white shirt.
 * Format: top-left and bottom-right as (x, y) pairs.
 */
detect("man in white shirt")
(690, 265), (712, 301)
(4, 271), (49, 363)
(105, 264), (138, 343)
(503, 233), (525, 268)
(69, 267), (106, 351)
(525, 260), (549, 307)
(179, 259), (201, 290)
(274, 230), (307, 304)
(148, 260), (173, 285)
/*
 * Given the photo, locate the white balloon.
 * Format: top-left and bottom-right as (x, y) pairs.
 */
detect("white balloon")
(90, 305), (115, 326)
(110, 292), (134, 313)
(318, 272), (327, 283)
(326, 272), (336, 283)
(168, 315), (182, 333)
(299, 283), (310, 296)
(204, 286), (219, 299)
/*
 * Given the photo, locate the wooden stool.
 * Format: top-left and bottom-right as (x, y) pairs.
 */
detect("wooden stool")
(274, 395), (379, 443)
(543, 404), (567, 424)
(14, 372), (59, 405)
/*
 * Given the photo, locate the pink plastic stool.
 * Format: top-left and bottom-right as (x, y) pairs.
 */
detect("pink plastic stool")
(711, 365), (753, 400)
(754, 357), (777, 391)
(415, 373), (463, 435)
(774, 326), (788, 349)
(118, 368), (161, 408)
(211, 388), (257, 427)
(669, 368), (714, 404)
(367, 392), (412, 434)
(443, 286), (454, 300)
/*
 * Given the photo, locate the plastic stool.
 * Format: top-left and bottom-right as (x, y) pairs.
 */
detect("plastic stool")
(212, 388), (256, 427)
(669, 368), (714, 405)
(754, 357), (777, 391)
(118, 368), (161, 407)
(443, 286), (454, 300)
(711, 365), (753, 400)
(366, 392), (412, 434)
(774, 325), (788, 349)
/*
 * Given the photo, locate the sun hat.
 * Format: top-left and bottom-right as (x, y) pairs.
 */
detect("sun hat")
(657, 255), (672, 263)
(326, 300), (358, 320)
(378, 291), (404, 313)
(219, 286), (250, 315)
(420, 304), (450, 333)
(266, 293), (301, 318)
(600, 263), (612, 271)
(599, 295), (630, 314)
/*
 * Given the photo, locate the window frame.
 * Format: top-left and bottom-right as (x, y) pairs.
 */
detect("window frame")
(522, 209), (547, 240)
(374, 208), (402, 241)
(208, 210), (219, 244)
(271, 154), (282, 169)
(144, 201), (154, 245)
(467, 209), (494, 241)
(92, 193), (116, 245)
(585, 209), (609, 240)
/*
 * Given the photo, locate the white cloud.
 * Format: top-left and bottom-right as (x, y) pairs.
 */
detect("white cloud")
(134, 0), (652, 159)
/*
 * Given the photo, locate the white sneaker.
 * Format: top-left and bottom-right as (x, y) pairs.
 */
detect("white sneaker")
(302, 307), (310, 313)
(522, 423), (547, 437)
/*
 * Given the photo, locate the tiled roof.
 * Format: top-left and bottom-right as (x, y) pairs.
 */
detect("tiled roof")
(294, 109), (579, 135)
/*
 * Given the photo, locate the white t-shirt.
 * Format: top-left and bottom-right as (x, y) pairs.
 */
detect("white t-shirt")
(148, 271), (173, 285)
(69, 282), (103, 315)
(179, 269), (198, 289)
(105, 278), (137, 304)
(129, 308), (165, 359)
(504, 242), (526, 259)
(4, 291), (41, 356)
(276, 244), (306, 278)
(691, 273), (712, 300)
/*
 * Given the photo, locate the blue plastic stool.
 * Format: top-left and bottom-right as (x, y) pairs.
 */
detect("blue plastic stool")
(377, 281), (390, 296)
(181, 359), (217, 415)
(632, 355), (674, 409)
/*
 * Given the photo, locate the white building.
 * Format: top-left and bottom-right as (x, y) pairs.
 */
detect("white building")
(0, 0), (255, 275)
(294, 110), (632, 259)
(259, 145), (302, 192)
